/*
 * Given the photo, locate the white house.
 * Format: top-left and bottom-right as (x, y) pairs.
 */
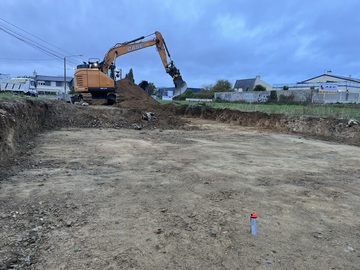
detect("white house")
(34, 74), (73, 99)
(157, 87), (174, 100)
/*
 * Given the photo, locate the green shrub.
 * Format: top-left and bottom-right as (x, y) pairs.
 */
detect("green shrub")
(253, 85), (267, 91)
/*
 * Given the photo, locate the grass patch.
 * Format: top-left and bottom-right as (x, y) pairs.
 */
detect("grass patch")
(0, 93), (27, 99)
(0, 93), (45, 101)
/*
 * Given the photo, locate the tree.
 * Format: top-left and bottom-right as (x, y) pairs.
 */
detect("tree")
(139, 80), (148, 91)
(146, 82), (156, 95)
(139, 81), (156, 95)
(212, 79), (232, 92)
(253, 84), (266, 91)
(202, 84), (214, 92)
(125, 68), (135, 83)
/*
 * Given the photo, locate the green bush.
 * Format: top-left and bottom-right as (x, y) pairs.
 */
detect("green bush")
(197, 89), (214, 99)
(173, 89), (195, 100)
(253, 85), (266, 91)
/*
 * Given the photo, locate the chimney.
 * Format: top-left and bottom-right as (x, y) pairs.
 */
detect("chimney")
(326, 70), (332, 75)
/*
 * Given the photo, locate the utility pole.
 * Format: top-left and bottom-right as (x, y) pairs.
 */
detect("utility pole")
(64, 57), (67, 101)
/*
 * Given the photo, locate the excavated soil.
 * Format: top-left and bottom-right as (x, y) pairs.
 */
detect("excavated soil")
(1, 79), (360, 269)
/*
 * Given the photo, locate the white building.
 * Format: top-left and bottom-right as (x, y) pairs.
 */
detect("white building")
(300, 71), (360, 93)
(157, 87), (174, 100)
(34, 74), (73, 99)
(273, 71), (360, 93)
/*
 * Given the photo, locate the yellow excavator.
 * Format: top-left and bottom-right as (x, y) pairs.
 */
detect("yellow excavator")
(73, 31), (187, 104)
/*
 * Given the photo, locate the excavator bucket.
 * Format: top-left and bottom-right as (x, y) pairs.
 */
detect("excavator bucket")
(173, 76), (187, 96)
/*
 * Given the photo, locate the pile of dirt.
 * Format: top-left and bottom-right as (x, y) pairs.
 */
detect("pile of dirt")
(78, 79), (186, 129)
(113, 79), (187, 129)
(115, 79), (161, 111)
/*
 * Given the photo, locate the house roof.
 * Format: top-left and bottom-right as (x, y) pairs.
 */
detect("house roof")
(234, 78), (256, 91)
(300, 73), (360, 84)
(34, 75), (73, 82)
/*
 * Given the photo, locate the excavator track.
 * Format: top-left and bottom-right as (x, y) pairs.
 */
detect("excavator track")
(80, 93), (94, 105)
(75, 92), (120, 106)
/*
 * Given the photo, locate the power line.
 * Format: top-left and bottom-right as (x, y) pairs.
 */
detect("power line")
(0, 58), (56, 61)
(0, 25), (62, 60)
(0, 17), (74, 57)
(0, 57), (78, 66)
(0, 18), (81, 66)
(0, 57), (78, 69)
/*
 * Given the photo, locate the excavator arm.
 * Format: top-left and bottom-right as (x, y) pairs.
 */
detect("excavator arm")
(100, 31), (187, 92)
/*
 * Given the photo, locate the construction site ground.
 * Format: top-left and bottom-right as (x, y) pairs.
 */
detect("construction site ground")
(1, 80), (360, 269)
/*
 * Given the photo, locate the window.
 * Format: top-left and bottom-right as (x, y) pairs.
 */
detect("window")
(44, 81), (51, 86)
(56, 81), (63, 87)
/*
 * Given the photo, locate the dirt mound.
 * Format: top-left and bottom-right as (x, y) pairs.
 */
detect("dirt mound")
(115, 79), (161, 111)
(112, 79), (187, 129)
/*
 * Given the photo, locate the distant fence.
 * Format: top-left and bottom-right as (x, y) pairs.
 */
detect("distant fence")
(312, 92), (360, 104)
(185, 98), (213, 102)
(215, 90), (360, 104)
(38, 94), (62, 100)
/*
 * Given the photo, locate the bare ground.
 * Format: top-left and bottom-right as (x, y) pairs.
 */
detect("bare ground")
(0, 82), (360, 269)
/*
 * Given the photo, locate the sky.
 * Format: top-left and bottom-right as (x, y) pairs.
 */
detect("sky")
(1, 0), (360, 88)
